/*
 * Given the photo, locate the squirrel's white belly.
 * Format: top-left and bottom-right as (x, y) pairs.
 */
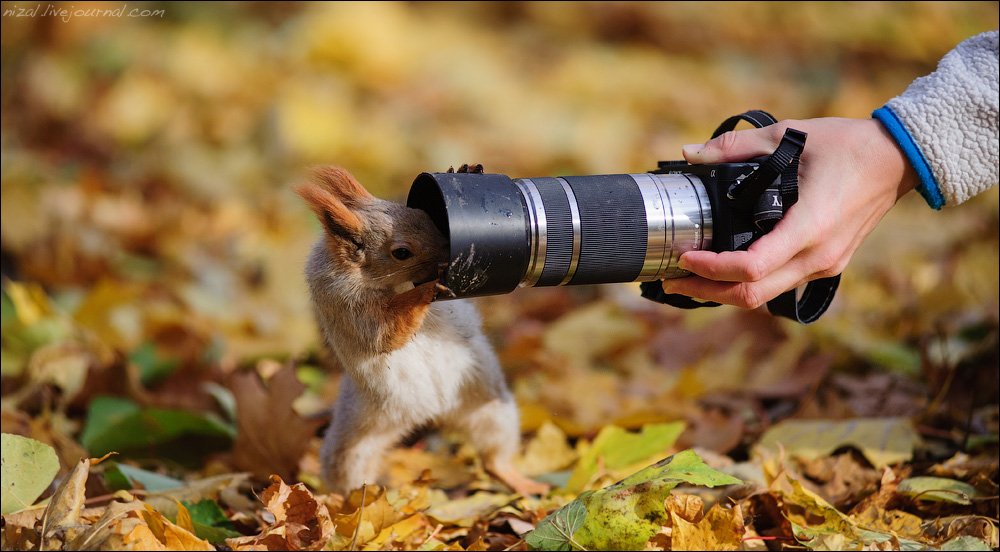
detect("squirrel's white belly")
(394, 332), (472, 418)
(345, 300), (491, 426)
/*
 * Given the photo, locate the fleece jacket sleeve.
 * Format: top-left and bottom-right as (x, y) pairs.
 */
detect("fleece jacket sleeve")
(872, 30), (999, 209)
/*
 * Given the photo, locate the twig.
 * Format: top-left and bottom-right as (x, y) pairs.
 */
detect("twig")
(83, 489), (148, 506)
(348, 482), (368, 551)
(420, 523), (443, 548)
(503, 538), (525, 551)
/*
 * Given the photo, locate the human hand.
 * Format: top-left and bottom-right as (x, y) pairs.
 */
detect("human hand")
(661, 118), (918, 309)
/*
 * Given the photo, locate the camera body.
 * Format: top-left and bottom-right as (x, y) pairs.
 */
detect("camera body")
(652, 159), (779, 255)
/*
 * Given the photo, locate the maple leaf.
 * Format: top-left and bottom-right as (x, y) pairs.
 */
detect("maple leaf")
(229, 362), (324, 481)
(226, 476), (335, 551)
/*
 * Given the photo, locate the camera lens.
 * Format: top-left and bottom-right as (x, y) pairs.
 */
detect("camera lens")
(407, 172), (712, 298)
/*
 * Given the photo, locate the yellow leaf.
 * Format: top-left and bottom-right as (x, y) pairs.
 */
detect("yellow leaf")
(515, 421), (578, 477)
(363, 513), (429, 550)
(174, 500), (195, 533)
(665, 494), (704, 524)
(5, 281), (53, 325)
(333, 485), (404, 546)
(669, 504), (745, 551)
(756, 417), (922, 469)
(424, 492), (512, 528)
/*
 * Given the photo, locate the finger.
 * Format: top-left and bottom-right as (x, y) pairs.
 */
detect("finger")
(683, 124), (786, 164)
(661, 260), (811, 310)
(678, 208), (815, 282)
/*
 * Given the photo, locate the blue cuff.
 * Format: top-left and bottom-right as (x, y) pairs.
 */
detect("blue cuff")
(872, 105), (945, 209)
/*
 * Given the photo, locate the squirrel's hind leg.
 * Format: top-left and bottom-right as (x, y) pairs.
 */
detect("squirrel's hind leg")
(450, 396), (550, 496)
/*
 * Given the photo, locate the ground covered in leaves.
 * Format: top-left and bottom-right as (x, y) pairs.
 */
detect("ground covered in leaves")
(2, 3), (998, 551)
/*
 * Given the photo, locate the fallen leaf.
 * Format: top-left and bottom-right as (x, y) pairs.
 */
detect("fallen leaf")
(1, 433), (60, 514)
(800, 452), (881, 509)
(664, 493), (704, 523)
(530, 449), (741, 551)
(79, 396), (234, 458)
(143, 473), (251, 520)
(564, 422), (685, 492)
(897, 476), (979, 505)
(229, 361), (323, 481)
(523, 500), (586, 551)
(756, 417), (922, 469)
(226, 475), (334, 551)
(670, 503), (745, 551)
(39, 457), (90, 548)
(425, 492), (511, 528)
(922, 516), (999, 549)
(515, 421), (578, 477)
(104, 463), (184, 492)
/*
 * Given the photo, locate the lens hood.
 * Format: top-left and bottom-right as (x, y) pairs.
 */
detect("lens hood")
(407, 172), (530, 298)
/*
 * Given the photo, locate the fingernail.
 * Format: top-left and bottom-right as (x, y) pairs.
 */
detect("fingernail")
(661, 279), (677, 292)
(682, 144), (703, 157)
(678, 257), (690, 271)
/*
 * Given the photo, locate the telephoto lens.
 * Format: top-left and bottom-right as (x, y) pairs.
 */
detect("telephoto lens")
(407, 170), (713, 299)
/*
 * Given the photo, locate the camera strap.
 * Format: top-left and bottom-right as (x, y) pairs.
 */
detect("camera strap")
(643, 110), (841, 323)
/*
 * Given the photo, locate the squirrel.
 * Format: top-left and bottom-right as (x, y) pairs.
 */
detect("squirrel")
(297, 166), (547, 497)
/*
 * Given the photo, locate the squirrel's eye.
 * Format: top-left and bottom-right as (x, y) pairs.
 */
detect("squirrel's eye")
(391, 247), (413, 261)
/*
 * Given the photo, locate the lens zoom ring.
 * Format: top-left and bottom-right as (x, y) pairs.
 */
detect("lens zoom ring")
(533, 178), (574, 286)
(564, 175), (647, 285)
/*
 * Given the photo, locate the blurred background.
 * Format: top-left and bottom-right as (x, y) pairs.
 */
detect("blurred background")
(1, 2), (997, 476)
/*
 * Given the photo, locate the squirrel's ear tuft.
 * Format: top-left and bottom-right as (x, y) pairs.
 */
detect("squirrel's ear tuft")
(310, 166), (374, 206)
(296, 183), (365, 246)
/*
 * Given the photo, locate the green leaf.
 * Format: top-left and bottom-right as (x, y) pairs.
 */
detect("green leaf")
(531, 449), (741, 551)
(756, 417), (921, 468)
(525, 499), (587, 551)
(897, 476), (979, 505)
(183, 499), (231, 527)
(941, 536), (992, 551)
(80, 395), (235, 457)
(1, 433), (60, 514)
(181, 500), (240, 543)
(565, 422), (685, 492)
(105, 462), (183, 491)
(129, 341), (179, 385)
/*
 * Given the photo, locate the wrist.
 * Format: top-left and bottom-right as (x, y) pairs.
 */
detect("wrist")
(866, 117), (918, 199)
(871, 106), (943, 209)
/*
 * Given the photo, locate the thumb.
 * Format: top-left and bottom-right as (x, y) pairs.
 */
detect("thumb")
(682, 125), (782, 164)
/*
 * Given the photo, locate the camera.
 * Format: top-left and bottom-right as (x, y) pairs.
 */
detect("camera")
(406, 112), (840, 322)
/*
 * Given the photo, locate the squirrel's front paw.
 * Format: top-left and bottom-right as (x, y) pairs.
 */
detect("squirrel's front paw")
(434, 282), (456, 300)
(446, 163), (484, 174)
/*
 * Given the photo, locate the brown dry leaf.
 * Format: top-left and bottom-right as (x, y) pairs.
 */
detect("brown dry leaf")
(66, 500), (144, 550)
(226, 475), (335, 551)
(39, 457), (90, 549)
(850, 505), (924, 541)
(800, 452), (881, 509)
(676, 407), (744, 455)
(669, 503), (745, 551)
(928, 452), (999, 493)
(230, 361), (323, 480)
(921, 515), (999, 549)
